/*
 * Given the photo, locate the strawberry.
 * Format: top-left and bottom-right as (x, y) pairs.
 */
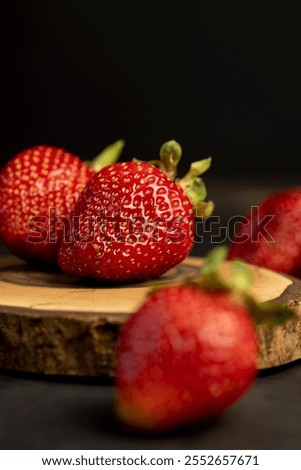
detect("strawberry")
(58, 140), (214, 282)
(0, 141), (124, 263)
(115, 247), (293, 432)
(229, 188), (301, 276)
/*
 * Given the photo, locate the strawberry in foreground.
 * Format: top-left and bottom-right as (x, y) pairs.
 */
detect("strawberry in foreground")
(0, 141), (124, 263)
(229, 188), (301, 276)
(58, 140), (214, 282)
(115, 247), (293, 432)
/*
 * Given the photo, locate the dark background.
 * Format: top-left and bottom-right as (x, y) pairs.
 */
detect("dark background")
(1, 1), (301, 176)
(1, 3), (301, 450)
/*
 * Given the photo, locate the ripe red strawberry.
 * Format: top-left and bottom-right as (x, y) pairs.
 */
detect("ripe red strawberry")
(116, 284), (258, 431)
(58, 141), (213, 282)
(0, 141), (123, 263)
(229, 188), (301, 276)
(115, 247), (293, 432)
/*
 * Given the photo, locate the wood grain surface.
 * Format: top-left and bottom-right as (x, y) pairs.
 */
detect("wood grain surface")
(0, 256), (300, 377)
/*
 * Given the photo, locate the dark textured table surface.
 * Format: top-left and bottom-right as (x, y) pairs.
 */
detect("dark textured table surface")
(0, 178), (301, 450)
(0, 364), (301, 450)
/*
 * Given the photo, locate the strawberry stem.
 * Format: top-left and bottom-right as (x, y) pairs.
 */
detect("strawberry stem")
(139, 140), (183, 180)
(159, 140), (182, 180)
(89, 139), (125, 172)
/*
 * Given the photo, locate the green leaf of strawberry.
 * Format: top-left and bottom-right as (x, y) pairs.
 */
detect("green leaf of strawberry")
(231, 259), (253, 292)
(89, 139), (125, 172)
(244, 296), (294, 326)
(199, 246), (295, 326)
(200, 245), (228, 275)
(177, 157), (214, 218)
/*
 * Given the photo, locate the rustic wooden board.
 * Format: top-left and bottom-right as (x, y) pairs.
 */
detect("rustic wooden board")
(0, 256), (300, 377)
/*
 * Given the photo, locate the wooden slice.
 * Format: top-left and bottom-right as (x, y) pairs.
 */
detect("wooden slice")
(0, 256), (300, 377)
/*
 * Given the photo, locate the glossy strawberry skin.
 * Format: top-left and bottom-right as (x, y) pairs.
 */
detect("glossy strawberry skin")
(229, 188), (301, 276)
(0, 146), (93, 262)
(116, 285), (258, 431)
(58, 161), (194, 282)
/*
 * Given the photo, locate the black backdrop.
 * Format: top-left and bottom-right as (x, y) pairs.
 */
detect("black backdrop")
(1, 1), (301, 176)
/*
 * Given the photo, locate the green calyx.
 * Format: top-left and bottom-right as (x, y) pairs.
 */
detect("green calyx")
(244, 295), (294, 327)
(159, 140), (182, 180)
(198, 246), (294, 327)
(141, 140), (214, 219)
(89, 139), (125, 172)
(141, 140), (183, 180)
(200, 246), (253, 292)
(177, 158), (214, 218)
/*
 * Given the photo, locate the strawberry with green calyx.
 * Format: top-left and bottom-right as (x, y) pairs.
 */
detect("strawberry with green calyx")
(0, 140), (124, 263)
(58, 140), (214, 282)
(115, 247), (293, 432)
